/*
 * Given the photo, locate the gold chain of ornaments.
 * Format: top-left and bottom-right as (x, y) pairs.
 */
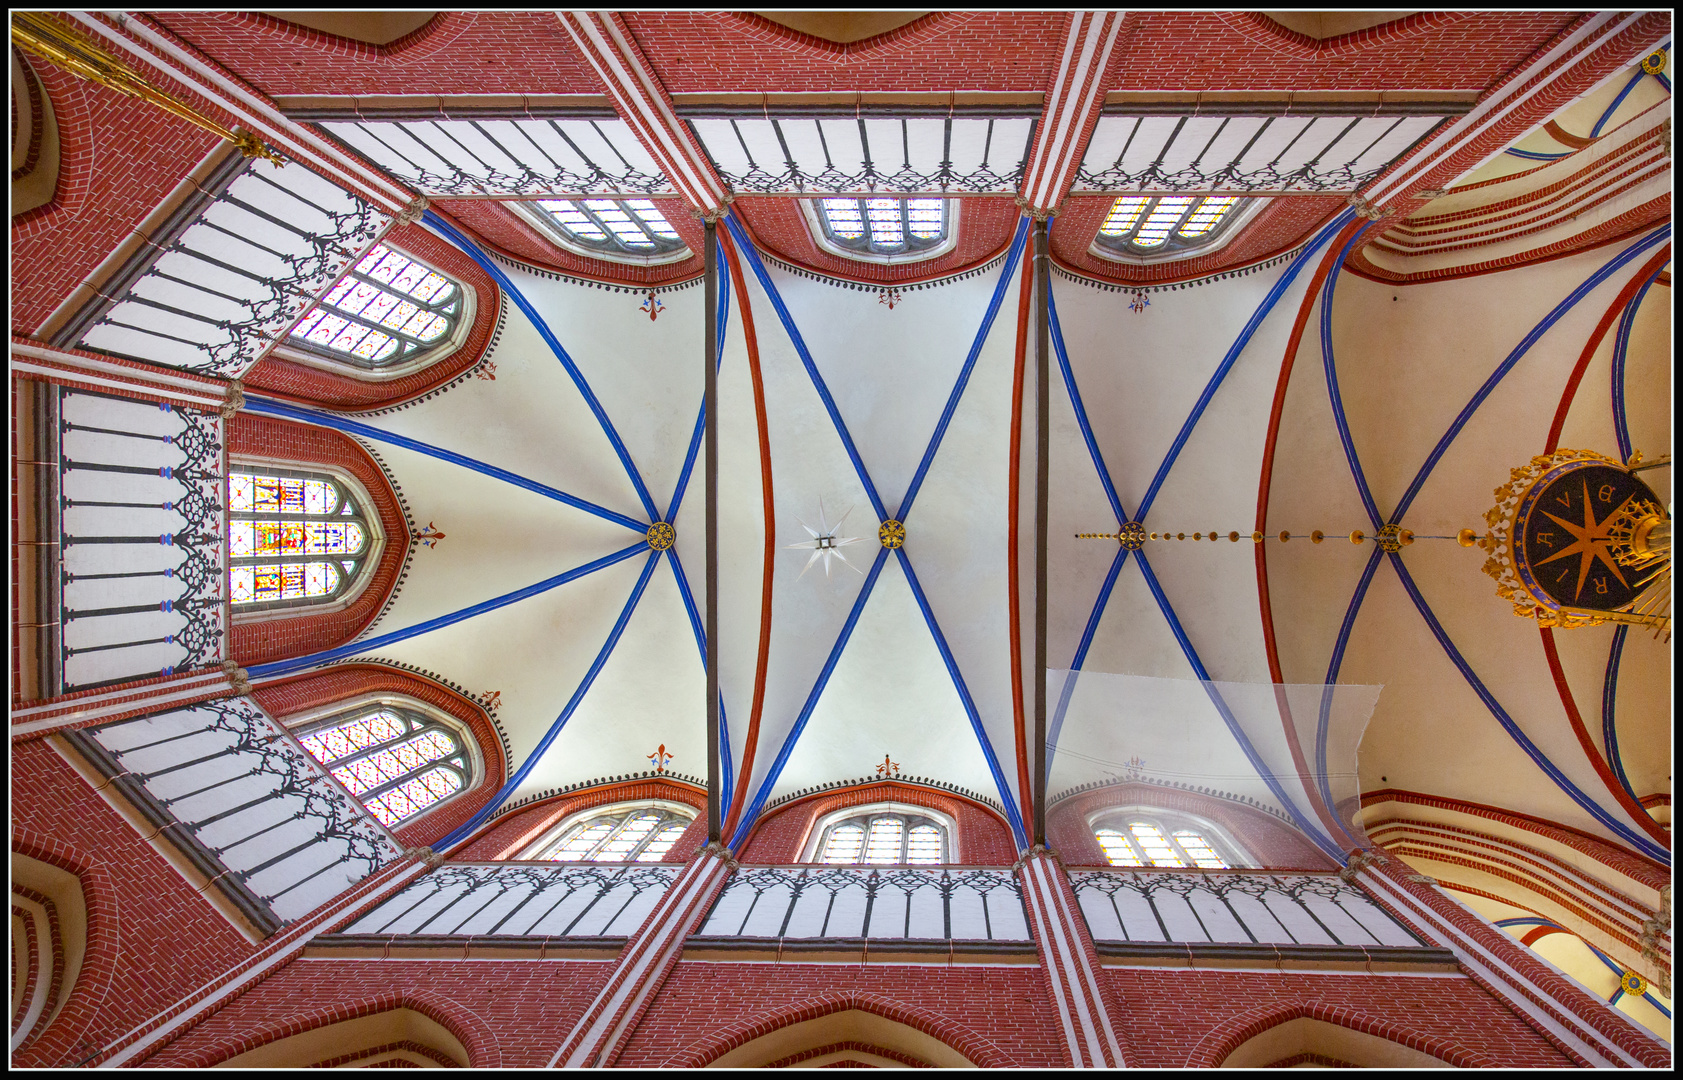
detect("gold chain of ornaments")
(1077, 449), (1670, 639)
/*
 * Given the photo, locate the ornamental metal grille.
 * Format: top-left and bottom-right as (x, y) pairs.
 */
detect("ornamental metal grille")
(816, 198), (948, 257)
(70, 155), (390, 377)
(534, 198), (687, 257)
(337, 862), (682, 937)
(227, 469), (371, 612)
(816, 813), (947, 865)
(532, 806), (694, 863)
(59, 389), (224, 693)
(83, 698), (401, 926)
(288, 244), (462, 367)
(317, 118), (673, 197)
(1094, 195), (1244, 256)
(687, 115), (1037, 194)
(295, 706), (470, 828)
(1067, 870), (1424, 947)
(696, 866), (1030, 941)
(1074, 114), (1445, 194)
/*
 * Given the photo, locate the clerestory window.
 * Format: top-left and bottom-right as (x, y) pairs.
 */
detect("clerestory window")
(1094, 814), (1241, 869)
(289, 243), (464, 369)
(814, 197), (950, 259)
(1093, 194), (1245, 257)
(530, 805), (695, 863)
(296, 704), (471, 828)
(816, 812), (948, 865)
(227, 468), (375, 611)
(533, 198), (688, 259)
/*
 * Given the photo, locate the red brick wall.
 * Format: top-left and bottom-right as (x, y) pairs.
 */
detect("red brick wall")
(145, 12), (603, 98)
(622, 964), (1063, 1067)
(250, 664), (506, 850)
(1047, 782), (1338, 871)
(226, 413), (408, 665)
(10, 57), (223, 336)
(450, 779), (707, 862)
(135, 959), (608, 1068)
(736, 782), (1019, 865)
(11, 739), (257, 1068)
(736, 197), (1022, 286)
(1119, 970), (1572, 1067)
(432, 199), (705, 285)
(239, 220), (502, 409)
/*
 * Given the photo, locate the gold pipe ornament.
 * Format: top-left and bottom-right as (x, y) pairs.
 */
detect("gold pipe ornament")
(11, 12), (283, 165)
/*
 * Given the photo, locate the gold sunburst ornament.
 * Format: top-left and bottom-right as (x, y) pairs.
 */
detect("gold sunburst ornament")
(646, 522), (676, 550)
(1474, 448), (1670, 637)
(878, 519), (906, 549)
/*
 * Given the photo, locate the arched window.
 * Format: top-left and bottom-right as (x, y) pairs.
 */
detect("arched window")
(1093, 195), (1246, 257)
(1093, 813), (1246, 869)
(287, 243), (465, 370)
(296, 704), (471, 827)
(531, 198), (688, 261)
(227, 468), (374, 610)
(813, 197), (950, 259)
(528, 805), (695, 863)
(816, 812), (948, 865)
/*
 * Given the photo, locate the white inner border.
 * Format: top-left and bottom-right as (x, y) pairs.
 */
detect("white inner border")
(505, 199), (695, 266)
(226, 458), (387, 624)
(798, 801), (963, 864)
(798, 198), (962, 265)
(1084, 196), (1266, 266)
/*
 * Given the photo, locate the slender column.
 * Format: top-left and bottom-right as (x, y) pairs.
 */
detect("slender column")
(704, 219), (721, 843)
(1016, 849), (1128, 1066)
(11, 666), (250, 742)
(1033, 217), (1051, 847)
(549, 847), (736, 1067)
(11, 340), (236, 414)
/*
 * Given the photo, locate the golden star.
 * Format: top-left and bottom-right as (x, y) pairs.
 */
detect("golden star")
(1535, 480), (1633, 602)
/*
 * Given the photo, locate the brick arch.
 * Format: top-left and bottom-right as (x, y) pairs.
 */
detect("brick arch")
(1186, 999), (1495, 1068)
(8, 827), (120, 1067)
(249, 663), (506, 849)
(1213, 11), (1473, 59)
(1048, 779), (1337, 870)
(664, 991), (1012, 1068)
(239, 219), (502, 409)
(724, 12), (976, 62)
(738, 780), (1017, 864)
(226, 413), (408, 668)
(449, 778), (707, 862)
(172, 989), (500, 1068)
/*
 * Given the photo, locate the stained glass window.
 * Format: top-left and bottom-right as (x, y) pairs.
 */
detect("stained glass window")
(816, 197), (949, 257)
(531, 806), (696, 863)
(1095, 195), (1245, 256)
(296, 706), (471, 828)
(228, 468), (372, 611)
(533, 198), (687, 258)
(288, 244), (463, 369)
(1094, 815), (1238, 869)
(814, 811), (948, 865)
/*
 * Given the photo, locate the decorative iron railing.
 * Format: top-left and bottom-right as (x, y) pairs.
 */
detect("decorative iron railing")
(68, 698), (401, 933)
(336, 862), (682, 938)
(696, 866), (1031, 942)
(58, 388), (224, 692)
(1067, 870), (1424, 947)
(316, 118), (672, 198)
(67, 152), (389, 377)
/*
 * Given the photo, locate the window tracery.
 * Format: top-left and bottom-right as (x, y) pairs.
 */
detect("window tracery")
(289, 243), (463, 369)
(227, 468), (373, 610)
(815, 197), (949, 258)
(817, 812), (948, 865)
(1093, 813), (1243, 869)
(533, 198), (687, 259)
(296, 705), (471, 828)
(531, 805), (695, 863)
(1094, 194), (1244, 256)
